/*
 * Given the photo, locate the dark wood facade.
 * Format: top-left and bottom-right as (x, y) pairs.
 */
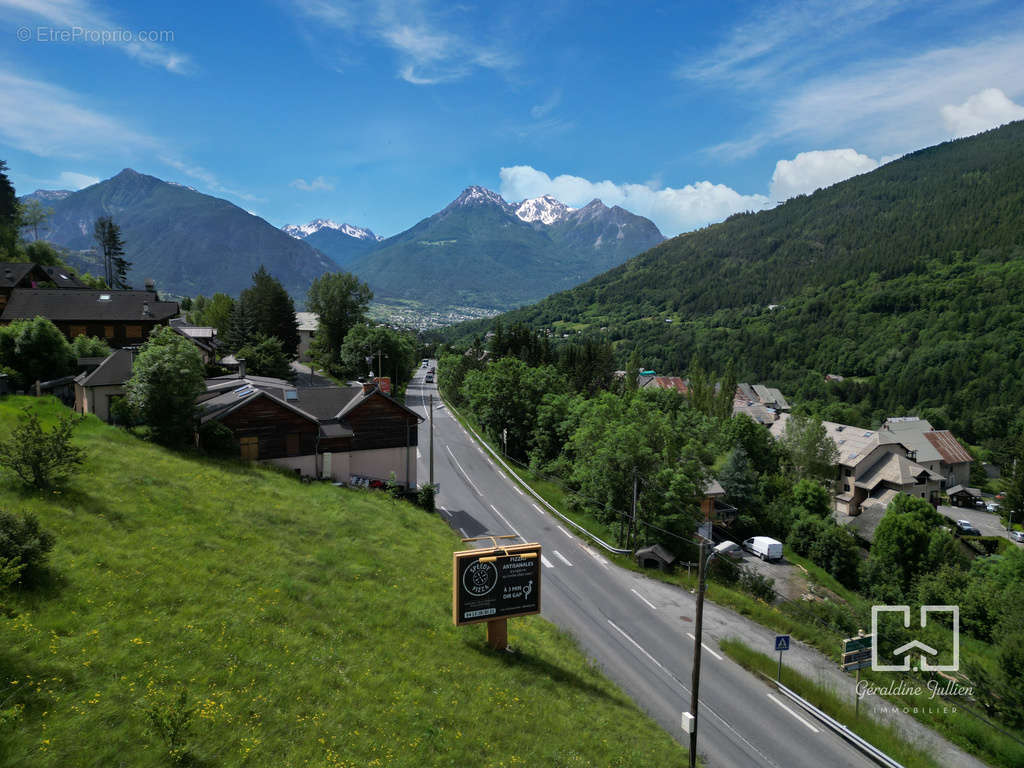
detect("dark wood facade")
(345, 394), (419, 451)
(220, 396), (319, 460)
(58, 319), (169, 348)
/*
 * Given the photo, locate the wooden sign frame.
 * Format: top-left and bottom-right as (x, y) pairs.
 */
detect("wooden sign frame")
(452, 542), (542, 626)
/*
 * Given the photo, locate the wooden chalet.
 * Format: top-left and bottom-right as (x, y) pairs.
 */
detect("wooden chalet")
(0, 262), (87, 311)
(198, 376), (422, 487)
(1, 288), (179, 347)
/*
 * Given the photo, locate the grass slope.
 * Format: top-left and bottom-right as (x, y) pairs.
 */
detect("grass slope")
(0, 397), (685, 767)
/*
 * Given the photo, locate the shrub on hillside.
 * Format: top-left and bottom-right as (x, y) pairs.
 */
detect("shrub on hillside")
(0, 406), (84, 489)
(0, 510), (55, 587)
(199, 421), (237, 458)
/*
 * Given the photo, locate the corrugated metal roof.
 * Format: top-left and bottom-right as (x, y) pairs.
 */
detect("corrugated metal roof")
(924, 431), (973, 466)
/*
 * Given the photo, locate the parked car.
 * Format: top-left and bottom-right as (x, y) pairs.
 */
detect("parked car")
(956, 519), (981, 536)
(986, 502), (1000, 513)
(714, 540), (743, 559)
(742, 536), (783, 561)
(1010, 530), (1024, 543)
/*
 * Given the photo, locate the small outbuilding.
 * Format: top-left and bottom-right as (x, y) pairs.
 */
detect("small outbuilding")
(635, 544), (677, 571)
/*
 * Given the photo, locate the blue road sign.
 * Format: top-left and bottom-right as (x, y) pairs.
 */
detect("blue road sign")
(775, 634), (790, 652)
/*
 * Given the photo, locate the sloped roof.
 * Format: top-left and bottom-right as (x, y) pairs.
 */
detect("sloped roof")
(924, 431), (973, 466)
(0, 262), (34, 288)
(855, 452), (941, 491)
(80, 348), (133, 387)
(823, 421), (902, 468)
(295, 312), (319, 332)
(337, 385), (423, 423)
(643, 375), (688, 394)
(1, 289), (178, 322)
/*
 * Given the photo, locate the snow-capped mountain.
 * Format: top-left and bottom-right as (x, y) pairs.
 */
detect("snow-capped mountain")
(282, 218), (382, 242)
(445, 185), (512, 212)
(514, 194), (574, 225)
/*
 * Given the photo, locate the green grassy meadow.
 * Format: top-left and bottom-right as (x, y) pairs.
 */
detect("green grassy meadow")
(0, 397), (687, 767)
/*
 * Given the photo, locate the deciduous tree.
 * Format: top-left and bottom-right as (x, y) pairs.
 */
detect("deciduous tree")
(306, 272), (372, 371)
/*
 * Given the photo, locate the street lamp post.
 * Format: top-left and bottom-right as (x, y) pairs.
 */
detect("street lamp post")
(688, 538), (716, 768)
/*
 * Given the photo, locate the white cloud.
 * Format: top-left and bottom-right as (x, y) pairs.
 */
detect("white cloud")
(530, 88), (562, 119)
(709, 32), (1024, 158)
(499, 165), (769, 237)
(289, 176), (335, 192)
(941, 87), (1024, 138)
(291, 0), (514, 84)
(0, 0), (192, 74)
(58, 171), (100, 189)
(160, 156), (263, 202)
(769, 149), (880, 201)
(0, 70), (155, 157)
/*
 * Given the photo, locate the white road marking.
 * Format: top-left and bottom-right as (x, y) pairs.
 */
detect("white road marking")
(531, 503), (544, 515)
(766, 694), (820, 733)
(446, 446), (482, 496)
(607, 623), (779, 766)
(416, 448), (423, 461)
(541, 554), (554, 568)
(553, 550), (573, 567)
(458, 527), (467, 537)
(686, 633), (723, 661)
(578, 543), (610, 568)
(556, 524), (571, 537)
(607, 620), (675, 678)
(513, 485), (524, 496)
(489, 504), (523, 541)
(630, 588), (658, 611)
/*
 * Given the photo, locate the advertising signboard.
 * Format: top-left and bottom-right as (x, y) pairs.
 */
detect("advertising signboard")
(453, 543), (542, 626)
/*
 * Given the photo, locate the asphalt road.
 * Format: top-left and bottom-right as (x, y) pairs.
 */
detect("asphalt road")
(406, 365), (873, 768)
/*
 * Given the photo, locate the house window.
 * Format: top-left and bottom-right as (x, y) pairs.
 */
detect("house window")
(126, 325), (142, 339)
(69, 325), (86, 337)
(286, 433), (300, 456)
(240, 436), (259, 460)
(104, 325), (114, 339)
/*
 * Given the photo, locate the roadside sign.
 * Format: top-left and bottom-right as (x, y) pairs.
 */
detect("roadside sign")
(453, 542), (542, 626)
(775, 635), (790, 652)
(842, 633), (873, 672)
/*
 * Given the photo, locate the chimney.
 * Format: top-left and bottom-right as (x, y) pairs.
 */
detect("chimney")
(238, 358), (246, 379)
(145, 278), (155, 292)
(362, 380), (376, 394)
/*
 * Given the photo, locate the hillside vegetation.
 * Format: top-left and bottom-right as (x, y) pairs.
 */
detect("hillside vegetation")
(0, 397), (685, 767)
(445, 121), (1024, 444)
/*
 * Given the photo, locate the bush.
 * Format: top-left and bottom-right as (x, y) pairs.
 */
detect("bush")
(738, 569), (776, 602)
(70, 335), (111, 359)
(198, 421), (238, 458)
(417, 483), (437, 513)
(0, 510), (55, 587)
(0, 406), (84, 488)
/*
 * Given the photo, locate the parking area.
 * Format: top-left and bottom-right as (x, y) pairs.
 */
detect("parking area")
(938, 504), (1017, 540)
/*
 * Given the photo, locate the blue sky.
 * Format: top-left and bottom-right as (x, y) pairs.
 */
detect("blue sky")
(2, 0), (1023, 238)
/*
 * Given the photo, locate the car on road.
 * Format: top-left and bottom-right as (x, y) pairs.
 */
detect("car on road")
(986, 502), (1000, 513)
(425, 373), (434, 383)
(1010, 530), (1024, 543)
(956, 519), (981, 536)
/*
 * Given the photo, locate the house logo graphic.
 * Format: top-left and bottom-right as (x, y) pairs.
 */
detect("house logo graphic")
(871, 605), (959, 672)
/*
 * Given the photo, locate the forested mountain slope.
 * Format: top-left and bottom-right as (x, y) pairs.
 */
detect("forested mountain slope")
(443, 121), (1024, 444)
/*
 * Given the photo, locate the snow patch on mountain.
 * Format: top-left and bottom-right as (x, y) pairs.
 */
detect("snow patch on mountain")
(448, 186), (511, 211)
(514, 194), (574, 225)
(283, 218), (381, 241)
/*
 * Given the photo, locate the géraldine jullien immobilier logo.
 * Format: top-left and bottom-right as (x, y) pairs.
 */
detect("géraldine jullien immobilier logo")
(871, 605), (960, 672)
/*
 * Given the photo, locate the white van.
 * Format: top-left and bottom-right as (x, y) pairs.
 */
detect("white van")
(742, 536), (783, 561)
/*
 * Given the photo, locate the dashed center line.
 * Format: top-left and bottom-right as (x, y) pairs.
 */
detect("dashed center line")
(686, 633), (723, 661)
(556, 524), (571, 537)
(540, 554), (554, 568)
(531, 503), (544, 515)
(513, 486), (524, 496)
(766, 694), (820, 733)
(630, 588), (658, 610)
(553, 550), (573, 567)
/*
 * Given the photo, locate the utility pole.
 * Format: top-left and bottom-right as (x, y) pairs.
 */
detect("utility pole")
(429, 392), (435, 486)
(689, 538), (709, 768)
(631, 468), (638, 551)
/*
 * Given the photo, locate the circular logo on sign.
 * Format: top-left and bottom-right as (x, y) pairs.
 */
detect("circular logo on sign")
(463, 560), (498, 597)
